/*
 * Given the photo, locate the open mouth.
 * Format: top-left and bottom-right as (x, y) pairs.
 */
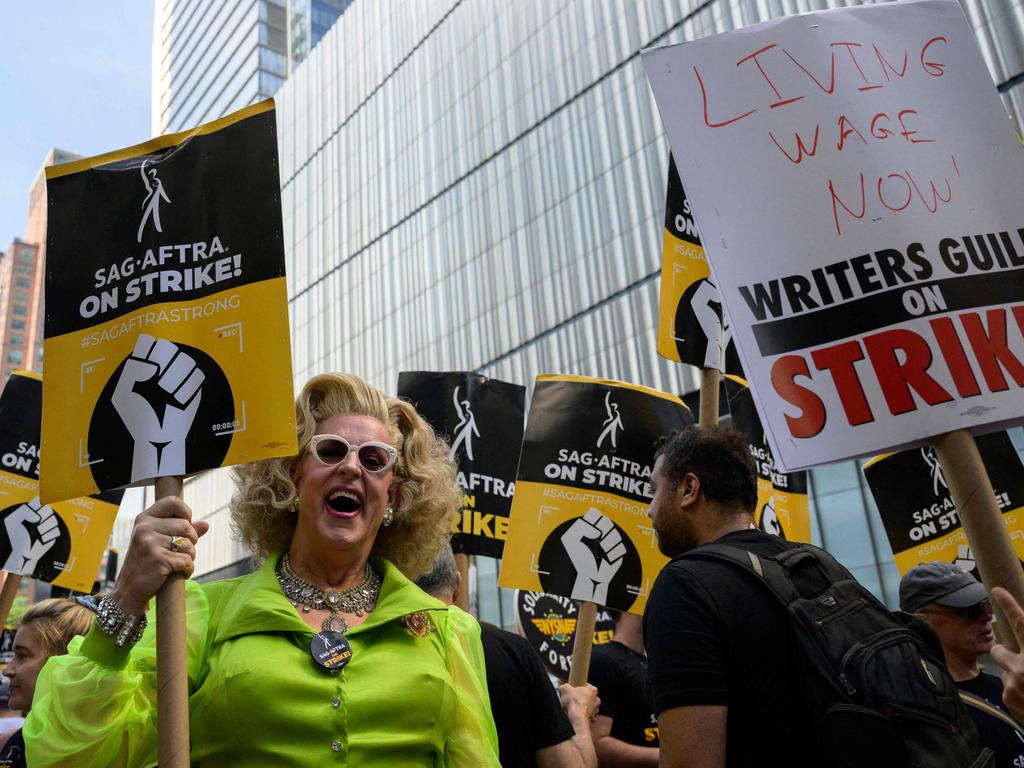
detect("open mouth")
(326, 490), (362, 515)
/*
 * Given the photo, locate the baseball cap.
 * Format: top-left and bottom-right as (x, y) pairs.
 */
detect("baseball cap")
(898, 561), (988, 613)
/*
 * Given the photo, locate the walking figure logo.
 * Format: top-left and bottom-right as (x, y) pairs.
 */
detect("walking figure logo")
(137, 159), (171, 243)
(920, 447), (947, 496)
(596, 392), (623, 449)
(449, 386), (480, 461)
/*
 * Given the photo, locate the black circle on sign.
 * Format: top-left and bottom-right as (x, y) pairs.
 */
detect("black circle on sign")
(673, 277), (717, 367)
(537, 516), (643, 612)
(87, 341), (233, 490)
(0, 501), (72, 583)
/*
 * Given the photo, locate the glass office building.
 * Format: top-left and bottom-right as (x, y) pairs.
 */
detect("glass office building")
(151, 0), (350, 135)
(173, 0), (1024, 628)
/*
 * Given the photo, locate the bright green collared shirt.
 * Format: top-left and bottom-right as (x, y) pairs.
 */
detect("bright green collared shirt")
(24, 555), (500, 767)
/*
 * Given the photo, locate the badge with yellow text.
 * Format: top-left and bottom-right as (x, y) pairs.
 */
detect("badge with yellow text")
(864, 432), (1024, 576)
(499, 375), (693, 615)
(0, 371), (123, 591)
(40, 100), (296, 503)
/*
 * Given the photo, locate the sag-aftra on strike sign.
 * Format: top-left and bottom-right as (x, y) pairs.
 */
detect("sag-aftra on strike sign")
(643, 0), (1024, 471)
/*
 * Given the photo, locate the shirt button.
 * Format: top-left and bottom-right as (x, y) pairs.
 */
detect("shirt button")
(332, 740), (341, 752)
(331, 696), (340, 708)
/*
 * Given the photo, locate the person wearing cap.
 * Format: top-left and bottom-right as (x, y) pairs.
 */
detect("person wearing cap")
(900, 561), (1024, 768)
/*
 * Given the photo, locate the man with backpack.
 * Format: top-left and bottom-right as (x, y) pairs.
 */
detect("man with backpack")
(643, 425), (992, 768)
(901, 562), (1024, 767)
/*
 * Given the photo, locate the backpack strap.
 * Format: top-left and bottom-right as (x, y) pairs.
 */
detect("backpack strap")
(959, 690), (1024, 735)
(684, 542), (800, 604)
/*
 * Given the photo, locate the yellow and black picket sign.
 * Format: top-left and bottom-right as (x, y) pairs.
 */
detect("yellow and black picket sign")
(499, 375), (693, 615)
(0, 371), (123, 592)
(724, 376), (811, 542)
(40, 99), (297, 504)
(657, 154), (740, 374)
(398, 371), (525, 559)
(864, 432), (1024, 575)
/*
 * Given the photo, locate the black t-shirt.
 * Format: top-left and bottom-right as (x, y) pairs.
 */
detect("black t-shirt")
(958, 671), (1024, 768)
(588, 640), (659, 748)
(643, 529), (816, 768)
(0, 728), (25, 768)
(481, 623), (575, 768)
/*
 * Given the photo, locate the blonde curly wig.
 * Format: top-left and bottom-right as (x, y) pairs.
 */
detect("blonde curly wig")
(231, 373), (460, 579)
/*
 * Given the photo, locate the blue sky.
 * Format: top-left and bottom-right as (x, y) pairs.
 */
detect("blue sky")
(0, 2), (153, 246)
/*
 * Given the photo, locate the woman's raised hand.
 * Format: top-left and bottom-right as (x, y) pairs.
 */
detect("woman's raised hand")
(111, 497), (211, 617)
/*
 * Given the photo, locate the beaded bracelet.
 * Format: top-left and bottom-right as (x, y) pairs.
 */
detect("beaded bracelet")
(96, 594), (148, 648)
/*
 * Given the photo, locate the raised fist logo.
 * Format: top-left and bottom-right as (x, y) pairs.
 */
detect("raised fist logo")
(3, 497), (60, 574)
(691, 278), (732, 371)
(953, 544), (976, 574)
(561, 508), (628, 603)
(759, 497), (786, 539)
(112, 334), (205, 483)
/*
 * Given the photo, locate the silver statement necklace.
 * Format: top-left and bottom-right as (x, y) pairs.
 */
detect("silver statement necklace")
(276, 554), (382, 674)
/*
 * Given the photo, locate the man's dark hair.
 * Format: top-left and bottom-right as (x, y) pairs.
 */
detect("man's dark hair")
(654, 426), (757, 512)
(415, 543), (458, 598)
(604, 607), (623, 625)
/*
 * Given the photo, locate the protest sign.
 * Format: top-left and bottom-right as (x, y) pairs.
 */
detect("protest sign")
(0, 371), (123, 592)
(498, 375), (693, 615)
(642, 0), (1024, 472)
(658, 154), (740, 374)
(397, 371), (525, 558)
(724, 376), (811, 542)
(515, 591), (615, 680)
(40, 99), (296, 504)
(864, 431), (1024, 575)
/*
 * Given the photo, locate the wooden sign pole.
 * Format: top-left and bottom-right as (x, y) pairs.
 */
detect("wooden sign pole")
(567, 600), (598, 686)
(155, 476), (189, 768)
(454, 553), (470, 610)
(932, 429), (1024, 651)
(0, 574), (22, 629)
(699, 368), (720, 428)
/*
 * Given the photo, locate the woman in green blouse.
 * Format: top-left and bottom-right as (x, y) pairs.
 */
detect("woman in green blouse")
(24, 373), (500, 766)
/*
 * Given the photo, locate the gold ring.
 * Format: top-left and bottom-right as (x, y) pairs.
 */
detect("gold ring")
(169, 535), (186, 553)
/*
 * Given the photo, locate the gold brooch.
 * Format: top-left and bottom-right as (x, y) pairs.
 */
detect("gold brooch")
(403, 611), (434, 638)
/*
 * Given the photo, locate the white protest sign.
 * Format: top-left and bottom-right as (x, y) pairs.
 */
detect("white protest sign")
(642, 0), (1024, 472)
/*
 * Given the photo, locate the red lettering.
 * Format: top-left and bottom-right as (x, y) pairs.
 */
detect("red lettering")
(929, 316), (982, 397)
(870, 112), (894, 140)
(811, 341), (874, 426)
(873, 43), (909, 81)
(769, 124), (820, 164)
(906, 169), (952, 213)
(863, 328), (953, 415)
(897, 109), (934, 143)
(771, 355), (826, 438)
(695, 65), (758, 128)
(784, 49), (837, 94)
(828, 173), (866, 236)
(836, 115), (868, 151)
(736, 44), (804, 108)
(961, 309), (1024, 392)
(877, 174), (913, 212)
(921, 36), (947, 76)
(831, 41), (880, 90)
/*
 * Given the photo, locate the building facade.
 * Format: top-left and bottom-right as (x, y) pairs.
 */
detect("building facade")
(0, 239), (39, 381)
(22, 148), (80, 375)
(151, 0), (350, 135)
(163, 0), (1023, 627)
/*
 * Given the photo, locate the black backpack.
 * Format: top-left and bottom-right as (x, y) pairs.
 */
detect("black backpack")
(686, 541), (995, 768)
